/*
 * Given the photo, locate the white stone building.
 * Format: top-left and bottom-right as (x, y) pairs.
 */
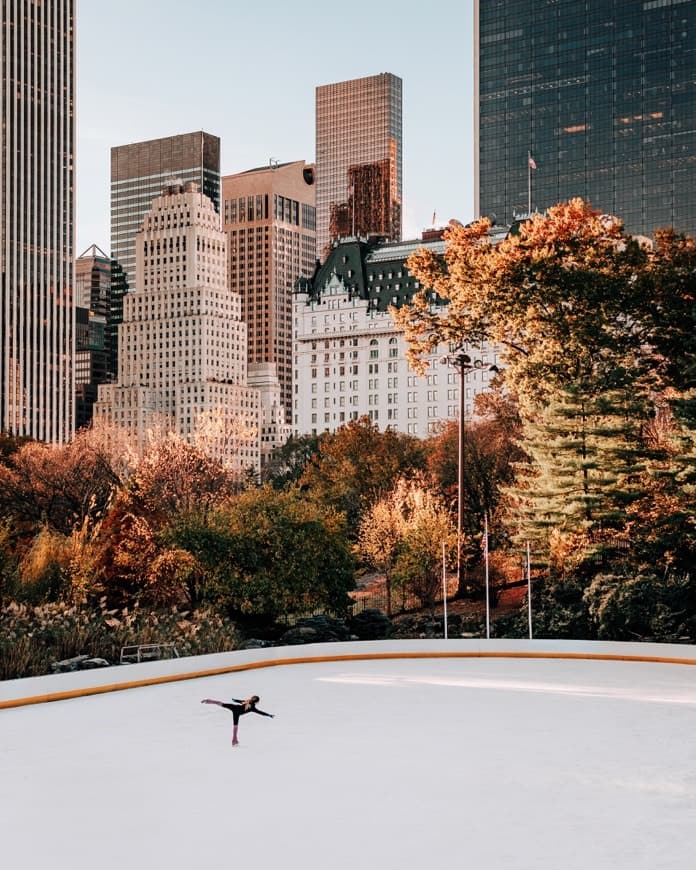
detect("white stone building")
(95, 182), (260, 475)
(293, 233), (504, 438)
(248, 362), (292, 472)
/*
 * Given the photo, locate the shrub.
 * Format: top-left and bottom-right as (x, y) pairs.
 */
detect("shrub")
(584, 571), (696, 642)
(0, 600), (240, 680)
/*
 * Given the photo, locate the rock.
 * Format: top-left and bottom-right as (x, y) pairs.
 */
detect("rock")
(279, 615), (350, 646)
(237, 639), (272, 650)
(389, 613), (450, 639)
(349, 608), (392, 640)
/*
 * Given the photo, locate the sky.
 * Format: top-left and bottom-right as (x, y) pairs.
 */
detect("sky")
(76, 0), (476, 255)
(3, 650), (696, 869)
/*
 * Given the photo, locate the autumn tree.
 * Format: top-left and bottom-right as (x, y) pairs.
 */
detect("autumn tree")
(0, 429), (123, 537)
(0, 520), (19, 602)
(397, 200), (651, 406)
(392, 484), (457, 614)
(398, 199), (695, 570)
(357, 478), (456, 615)
(637, 228), (696, 424)
(16, 527), (69, 602)
(143, 548), (205, 609)
(299, 416), (427, 533)
(261, 434), (320, 489)
(355, 480), (409, 616)
(212, 487), (355, 623)
(92, 500), (159, 608)
(191, 406), (258, 481)
(0, 432), (33, 462)
(426, 389), (524, 549)
(126, 435), (236, 527)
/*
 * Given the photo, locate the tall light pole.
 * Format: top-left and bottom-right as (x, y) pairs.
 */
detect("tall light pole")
(441, 347), (498, 595)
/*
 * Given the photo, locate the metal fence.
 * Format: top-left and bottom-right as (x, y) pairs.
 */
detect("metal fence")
(349, 575), (459, 617)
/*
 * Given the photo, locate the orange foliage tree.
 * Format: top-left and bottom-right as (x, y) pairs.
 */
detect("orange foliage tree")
(299, 416), (427, 533)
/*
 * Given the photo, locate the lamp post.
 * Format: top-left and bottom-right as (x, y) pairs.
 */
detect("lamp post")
(441, 347), (498, 595)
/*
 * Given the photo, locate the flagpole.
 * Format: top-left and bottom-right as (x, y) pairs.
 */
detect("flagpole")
(442, 540), (448, 640)
(527, 540), (533, 640)
(528, 151), (531, 215)
(484, 513), (490, 640)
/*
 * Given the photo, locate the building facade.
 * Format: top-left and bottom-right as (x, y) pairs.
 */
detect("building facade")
(111, 131), (220, 292)
(316, 73), (403, 258)
(95, 183), (259, 475)
(476, 0), (696, 237)
(248, 362), (292, 473)
(75, 246), (111, 429)
(293, 233), (503, 438)
(222, 161), (317, 424)
(1, 0), (75, 441)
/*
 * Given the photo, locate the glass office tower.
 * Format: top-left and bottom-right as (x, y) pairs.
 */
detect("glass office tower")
(476, 0), (696, 236)
(75, 246), (111, 429)
(316, 73), (403, 258)
(1, 0), (75, 441)
(111, 132), (220, 290)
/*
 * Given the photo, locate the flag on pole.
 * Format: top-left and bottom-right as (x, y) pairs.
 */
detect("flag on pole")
(432, 209), (437, 226)
(528, 154), (537, 170)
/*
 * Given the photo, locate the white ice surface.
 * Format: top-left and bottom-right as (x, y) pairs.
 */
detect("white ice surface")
(2, 649), (696, 870)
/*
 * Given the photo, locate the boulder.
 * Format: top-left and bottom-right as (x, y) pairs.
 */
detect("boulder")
(279, 615), (350, 646)
(348, 608), (392, 640)
(237, 639), (272, 650)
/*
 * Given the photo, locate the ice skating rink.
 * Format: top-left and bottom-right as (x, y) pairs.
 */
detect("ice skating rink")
(2, 644), (696, 870)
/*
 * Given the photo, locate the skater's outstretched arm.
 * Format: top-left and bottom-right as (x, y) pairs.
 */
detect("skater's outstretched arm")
(251, 707), (275, 718)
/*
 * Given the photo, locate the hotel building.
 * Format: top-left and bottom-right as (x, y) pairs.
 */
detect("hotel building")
(293, 232), (505, 438)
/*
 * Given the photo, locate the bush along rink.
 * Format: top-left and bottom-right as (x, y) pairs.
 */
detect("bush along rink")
(0, 600), (240, 680)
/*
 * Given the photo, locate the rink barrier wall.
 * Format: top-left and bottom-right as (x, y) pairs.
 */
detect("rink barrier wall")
(2, 638), (696, 709)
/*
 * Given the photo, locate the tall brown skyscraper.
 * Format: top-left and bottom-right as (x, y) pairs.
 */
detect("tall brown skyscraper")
(222, 161), (316, 423)
(316, 73), (402, 258)
(1, 0), (75, 441)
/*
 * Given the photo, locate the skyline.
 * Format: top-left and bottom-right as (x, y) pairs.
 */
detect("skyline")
(76, 0), (475, 254)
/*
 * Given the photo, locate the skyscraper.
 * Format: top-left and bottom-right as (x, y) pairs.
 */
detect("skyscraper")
(75, 246), (111, 429)
(316, 73), (403, 258)
(476, 0), (696, 236)
(222, 160), (316, 424)
(111, 131), (220, 291)
(1, 0), (75, 441)
(95, 182), (259, 475)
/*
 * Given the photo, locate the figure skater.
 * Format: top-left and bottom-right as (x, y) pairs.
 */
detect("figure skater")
(201, 695), (274, 745)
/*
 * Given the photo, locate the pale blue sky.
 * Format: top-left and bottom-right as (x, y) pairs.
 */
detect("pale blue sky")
(76, 0), (475, 254)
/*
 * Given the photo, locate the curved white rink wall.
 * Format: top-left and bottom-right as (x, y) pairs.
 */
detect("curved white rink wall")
(2, 638), (696, 708)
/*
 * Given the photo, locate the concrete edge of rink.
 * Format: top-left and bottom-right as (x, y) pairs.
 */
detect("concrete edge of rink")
(2, 637), (696, 708)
